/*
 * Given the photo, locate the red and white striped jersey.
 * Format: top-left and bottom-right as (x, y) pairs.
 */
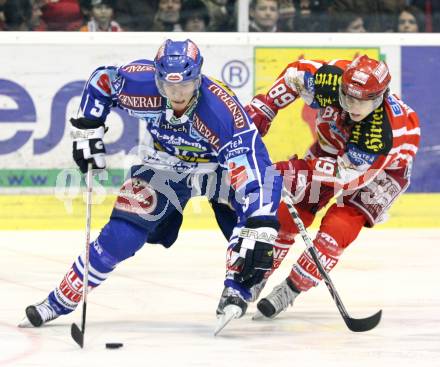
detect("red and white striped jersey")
(259, 58), (420, 191)
(307, 94), (420, 191)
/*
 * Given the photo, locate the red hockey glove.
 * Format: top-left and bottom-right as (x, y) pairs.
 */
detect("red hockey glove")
(245, 94), (277, 137)
(275, 155), (311, 194)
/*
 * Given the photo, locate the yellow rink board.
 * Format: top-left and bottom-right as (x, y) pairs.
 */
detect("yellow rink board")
(0, 193), (439, 230)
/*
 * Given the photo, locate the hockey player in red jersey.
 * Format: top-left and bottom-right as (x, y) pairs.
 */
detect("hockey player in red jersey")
(246, 55), (421, 319)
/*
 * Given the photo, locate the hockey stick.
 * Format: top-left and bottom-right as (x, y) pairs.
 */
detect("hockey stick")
(71, 164), (93, 348)
(283, 191), (382, 332)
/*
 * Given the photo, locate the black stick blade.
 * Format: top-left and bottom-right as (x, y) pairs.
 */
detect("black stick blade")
(71, 323), (84, 348)
(345, 310), (382, 332)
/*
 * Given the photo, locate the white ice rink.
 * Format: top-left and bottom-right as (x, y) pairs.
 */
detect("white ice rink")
(1, 229), (439, 367)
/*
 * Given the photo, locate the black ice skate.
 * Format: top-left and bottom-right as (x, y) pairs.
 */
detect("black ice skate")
(214, 288), (248, 335)
(216, 279), (267, 316)
(18, 298), (60, 327)
(253, 278), (300, 320)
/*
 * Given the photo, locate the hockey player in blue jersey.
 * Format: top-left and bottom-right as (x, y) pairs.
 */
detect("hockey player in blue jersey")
(19, 39), (282, 328)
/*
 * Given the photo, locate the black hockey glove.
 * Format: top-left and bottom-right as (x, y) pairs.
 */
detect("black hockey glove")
(70, 117), (106, 173)
(229, 217), (279, 287)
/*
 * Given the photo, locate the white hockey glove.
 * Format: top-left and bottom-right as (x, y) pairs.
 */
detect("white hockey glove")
(228, 217), (279, 287)
(70, 117), (106, 173)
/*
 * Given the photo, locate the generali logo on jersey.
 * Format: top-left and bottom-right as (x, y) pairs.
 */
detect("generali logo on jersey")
(118, 93), (162, 110)
(208, 84), (246, 129)
(122, 64), (155, 73)
(192, 114), (220, 150)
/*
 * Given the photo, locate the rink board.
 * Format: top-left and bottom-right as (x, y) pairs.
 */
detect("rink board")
(0, 34), (439, 230)
(0, 193), (439, 230)
(0, 33), (436, 193)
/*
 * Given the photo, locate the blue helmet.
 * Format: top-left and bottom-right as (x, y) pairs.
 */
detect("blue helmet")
(154, 39), (203, 83)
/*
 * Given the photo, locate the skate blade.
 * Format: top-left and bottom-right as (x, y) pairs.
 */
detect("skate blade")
(251, 309), (267, 321)
(17, 316), (32, 328)
(214, 305), (242, 336)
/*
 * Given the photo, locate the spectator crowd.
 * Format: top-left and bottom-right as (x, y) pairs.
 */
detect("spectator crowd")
(0, 0), (438, 32)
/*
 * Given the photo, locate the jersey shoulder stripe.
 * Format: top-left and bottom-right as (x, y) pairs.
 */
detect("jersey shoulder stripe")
(118, 59), (156, 82)
(88, 67), (118, 96)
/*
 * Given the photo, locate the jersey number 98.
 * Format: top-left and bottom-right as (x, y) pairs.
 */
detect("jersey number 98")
(268, 84), (295, 108)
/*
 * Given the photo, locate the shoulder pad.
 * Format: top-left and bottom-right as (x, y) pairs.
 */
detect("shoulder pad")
(204, 76), (236, 96)
(118, 59), (156, 82)
(202, 77), (249, 130)
(88, 67), (118, 96)
(314, 64), (343, 108)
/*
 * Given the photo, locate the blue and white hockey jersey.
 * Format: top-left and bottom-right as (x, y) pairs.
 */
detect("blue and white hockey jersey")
(78, 59), (281, 221)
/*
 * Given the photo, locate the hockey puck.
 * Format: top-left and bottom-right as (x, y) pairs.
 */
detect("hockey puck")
(105, 343), (123, 349)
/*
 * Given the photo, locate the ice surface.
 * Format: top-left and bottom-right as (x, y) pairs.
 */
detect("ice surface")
(1, 229), (439, 367)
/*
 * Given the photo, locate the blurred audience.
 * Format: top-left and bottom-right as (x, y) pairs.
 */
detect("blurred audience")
(2, 0), (44, 30)
(0, 1), (5, 31)
(79, 0), (122, 31)
(249, 0), (280, 32)
(30, 0), (46, 30)
(151, 0), (182, 31)
(2, 0), (33, 30)
(277, 0), (295, 31)
(293, 0), (330, 32)
(329, 0), (405, 32)
(41, 0), (82, 31)
(331, 12), (366, 32)
(180, 0), (210, 31)
(202, 0), (236, 31)
(397, 5), (424, 32)
(1, 0), (439, 32)
(412, 0), (439, 32)
(114, 0), (157, 31)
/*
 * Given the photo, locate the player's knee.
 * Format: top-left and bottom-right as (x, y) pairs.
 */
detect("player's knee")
(96, 218), (149, 267)
(319, 204), (366, 249)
